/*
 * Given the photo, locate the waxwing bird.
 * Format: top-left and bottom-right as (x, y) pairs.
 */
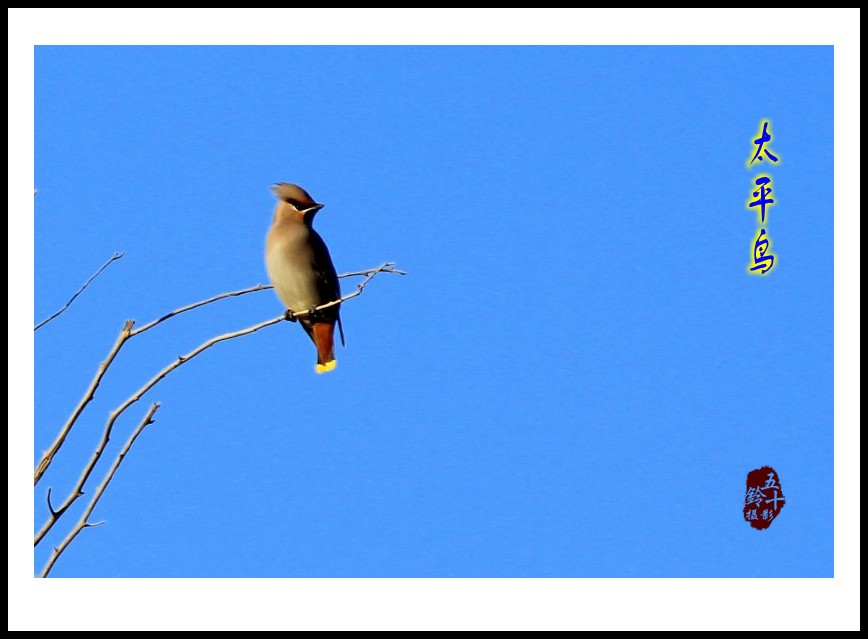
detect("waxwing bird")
(265, 183), (345, 374)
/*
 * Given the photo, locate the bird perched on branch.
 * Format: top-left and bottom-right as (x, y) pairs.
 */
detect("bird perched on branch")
(265, 183), (344, 373)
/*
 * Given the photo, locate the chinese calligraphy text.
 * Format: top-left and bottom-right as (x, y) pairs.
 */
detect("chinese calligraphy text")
(744, 466), (786, 530)
(745, 120), (780, 275)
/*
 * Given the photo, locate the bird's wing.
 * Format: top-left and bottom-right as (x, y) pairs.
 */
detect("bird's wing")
(309, 229), (341, 302)
(309, 231), (345, 345)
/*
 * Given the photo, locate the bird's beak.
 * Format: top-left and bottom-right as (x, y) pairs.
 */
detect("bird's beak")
(303, 203), (325, 214)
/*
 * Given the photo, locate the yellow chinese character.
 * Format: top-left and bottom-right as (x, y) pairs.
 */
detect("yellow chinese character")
(748, 228), (776, 276)
(747, 175), (775, 224)
(747, 120), (780, 167)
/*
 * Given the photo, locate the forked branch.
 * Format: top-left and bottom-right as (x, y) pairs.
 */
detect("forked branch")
(33, 262), (403, 486)
(35, 262), (404, 551)
(39, 403), (161, 578)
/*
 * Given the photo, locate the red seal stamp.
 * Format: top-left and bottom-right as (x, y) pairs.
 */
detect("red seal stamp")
(744, 466), (785, 530)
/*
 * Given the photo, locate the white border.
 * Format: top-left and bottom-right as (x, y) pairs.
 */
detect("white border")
(10, 8), (859, 631)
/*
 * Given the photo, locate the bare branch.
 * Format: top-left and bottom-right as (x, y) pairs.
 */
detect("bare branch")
(33, 264), (403, 485)
(33, 316), (281, 546)
(39, 403), (161, 578)
(131, 283), (273, 336)
(129, 261), (405, 336)
(34, 262), (402, 542)
(34, 251), (125, 332)
(34, 320), (136, 486)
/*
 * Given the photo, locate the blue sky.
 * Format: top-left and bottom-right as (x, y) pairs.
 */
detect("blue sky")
(30, 44), (837, 580)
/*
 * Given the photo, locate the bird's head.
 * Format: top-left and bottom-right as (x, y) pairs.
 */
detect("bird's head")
(271, 183), (324, 218)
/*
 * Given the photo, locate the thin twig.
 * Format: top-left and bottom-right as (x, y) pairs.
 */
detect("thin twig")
(34, 252), (125, 331)
(34, 263), (401, 547)
(34, 320), (135, 486)
(45, 487), (57, 517)
(337, 263), (407, 279)
(39, 403), (161, 578)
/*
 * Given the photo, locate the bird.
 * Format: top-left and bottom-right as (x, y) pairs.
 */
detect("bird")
(265, 183), (344, 374)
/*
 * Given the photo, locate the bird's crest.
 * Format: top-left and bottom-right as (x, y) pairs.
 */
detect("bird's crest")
(271, 183), (320, 209)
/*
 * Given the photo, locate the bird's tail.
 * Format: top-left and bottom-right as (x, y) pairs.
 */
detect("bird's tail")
(312, 322), (337, 374)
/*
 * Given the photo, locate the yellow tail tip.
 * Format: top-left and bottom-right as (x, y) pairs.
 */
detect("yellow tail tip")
(315, 360), (338, 374)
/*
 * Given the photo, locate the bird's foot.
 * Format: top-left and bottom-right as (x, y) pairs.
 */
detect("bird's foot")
(283, 309), (298, 323)
(306, 305), (321, 321)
